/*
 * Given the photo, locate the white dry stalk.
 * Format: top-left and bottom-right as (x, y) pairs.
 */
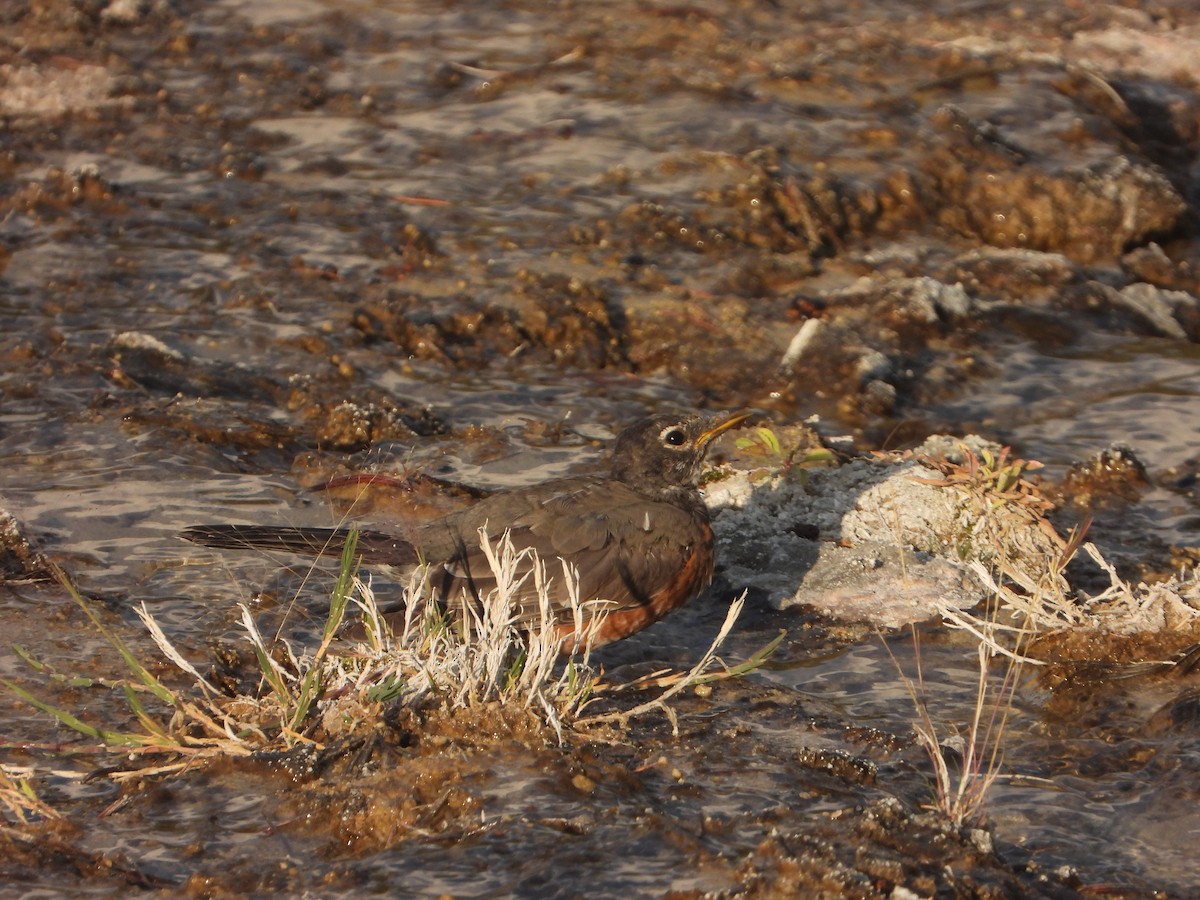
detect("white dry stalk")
(579, 591), (748, 735)
(938, 604), (1045, 666)
(544, 562), (610, 706)
(959, 540), (1193, 643)
(329, 530), (604, 730)
(918, 639), (1008, 825)
(516, 562), (564, 707)
(1076, 542), (1164, 615)
(1, 764), (61, 822)
(466, 529), (530, 702)
(238, 603), (296, 686)
(350, 573), (386, 652)
(890, 613), (1026, 828)
(136, 601), (220, 693)
(397, 565), (433, 645)
(966, 557), (1083, 630)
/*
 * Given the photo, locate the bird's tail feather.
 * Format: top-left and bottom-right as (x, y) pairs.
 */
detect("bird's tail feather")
(181, 524), (418, 567)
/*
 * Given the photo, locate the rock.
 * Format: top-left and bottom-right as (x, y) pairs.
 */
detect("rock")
(922, 108), (1186, 262)
(1053, 443), (1150, 510)
(0, 508), (52, 582)
(100, 0), (161, 25)
(1115, 283), (1196, 339)
(781, 276), (981, 424)
(107, 331), (279, 401)
(0, 64), (118, 117)
(942, 247), (1077, 298)
(352, 272), (622, 370)
(707, 435), (1064, 627)
(1067, 281), (1198, 339)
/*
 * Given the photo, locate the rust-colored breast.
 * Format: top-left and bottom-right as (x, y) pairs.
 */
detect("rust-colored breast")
(558, 520), (715, 651)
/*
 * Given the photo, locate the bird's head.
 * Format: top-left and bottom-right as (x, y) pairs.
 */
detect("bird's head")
(609, 411), (750, 495)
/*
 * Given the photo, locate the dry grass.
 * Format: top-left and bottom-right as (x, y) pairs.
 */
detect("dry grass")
(884, 616), (1030, 828)
(3, 528), (764, 787)
(890, 445), (1054, 825)
(317, 530), (611, 743)
(888, 444), (1200, 826)
(577, 590), (761, 735)
(0, 764), (59, 824)
(3, 530), (607, 777)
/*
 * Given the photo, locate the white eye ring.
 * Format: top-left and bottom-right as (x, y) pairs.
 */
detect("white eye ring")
(660, 426), (688, 447)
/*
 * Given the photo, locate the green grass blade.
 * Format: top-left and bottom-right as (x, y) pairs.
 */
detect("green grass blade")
(12, 644), (50, 674)
(289, 667), (321, 731)
(504, 648), (528, 693)
(365, 676), (405, 704)
(758, 427), (782, 457)
(796, 448), (837, 466)
(122, 685), (174, 745)
(13, 645), (96, 687)
(251, 643), (291, 703)
(13, 644), (164, 692)
(237, 604), (294, 704)
(693, 628), (787, 684)
(51, 563), (177, 706)
(736, 628), (788, 672)
(317, 528), (360, 659)
(0, 677), (151, 747)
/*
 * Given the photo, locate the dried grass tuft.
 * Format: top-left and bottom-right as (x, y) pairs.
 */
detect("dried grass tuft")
(4, 529), (767, 786)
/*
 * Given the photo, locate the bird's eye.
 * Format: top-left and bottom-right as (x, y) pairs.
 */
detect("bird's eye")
(661, 427), (687, 447)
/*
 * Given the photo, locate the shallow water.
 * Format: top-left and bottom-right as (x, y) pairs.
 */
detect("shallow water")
(765, 631), (1200, 893)
(3, 0), (1200, 894)
(933, 332), (1200, 545)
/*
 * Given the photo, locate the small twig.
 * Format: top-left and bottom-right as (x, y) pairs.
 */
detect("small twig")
(578, 593), (747, 735)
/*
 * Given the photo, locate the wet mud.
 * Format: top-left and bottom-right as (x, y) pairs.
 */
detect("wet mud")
(3, 0), (1200, 895)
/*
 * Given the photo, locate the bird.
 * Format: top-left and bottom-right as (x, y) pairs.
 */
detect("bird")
(181, 411), (749, 650)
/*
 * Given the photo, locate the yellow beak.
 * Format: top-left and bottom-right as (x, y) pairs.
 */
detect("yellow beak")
(697, 411), (752, 447)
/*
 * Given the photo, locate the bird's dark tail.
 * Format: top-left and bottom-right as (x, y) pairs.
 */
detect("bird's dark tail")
(181, 524), (419, 567)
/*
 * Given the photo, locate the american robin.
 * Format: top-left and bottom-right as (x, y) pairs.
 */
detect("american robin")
(182, 411), (749, 649)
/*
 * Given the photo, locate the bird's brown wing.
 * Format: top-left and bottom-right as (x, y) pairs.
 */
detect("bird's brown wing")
(417, 478), (711, 627)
